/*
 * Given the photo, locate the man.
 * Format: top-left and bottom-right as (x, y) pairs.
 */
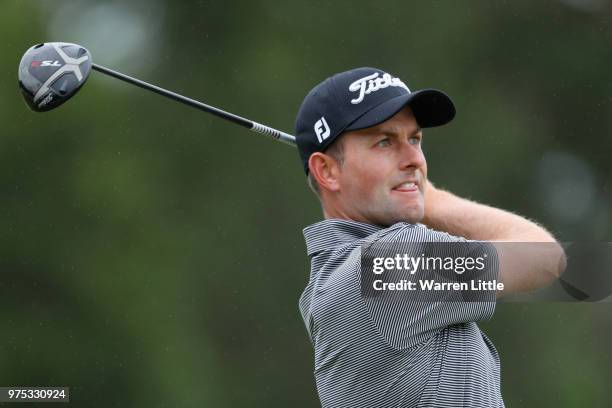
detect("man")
(295, 67), (565, 407)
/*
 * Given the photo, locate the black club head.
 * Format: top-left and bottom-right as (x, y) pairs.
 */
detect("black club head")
(18, 42), (92, 112)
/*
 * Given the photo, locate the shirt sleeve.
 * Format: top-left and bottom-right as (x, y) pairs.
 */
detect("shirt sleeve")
(360, 223), (499, 350)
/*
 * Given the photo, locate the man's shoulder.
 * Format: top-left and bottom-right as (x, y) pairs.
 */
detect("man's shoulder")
(302, 218), (469, 258)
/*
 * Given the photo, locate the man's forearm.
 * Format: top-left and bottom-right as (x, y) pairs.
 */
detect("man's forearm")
(423, 183), (555, 243)
(423, 183), (566, 295)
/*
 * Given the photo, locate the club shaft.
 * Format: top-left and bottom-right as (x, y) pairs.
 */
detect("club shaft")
(91, 63), (297, 146)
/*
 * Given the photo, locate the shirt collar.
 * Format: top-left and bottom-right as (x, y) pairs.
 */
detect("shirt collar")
(303, 218), (383, 257)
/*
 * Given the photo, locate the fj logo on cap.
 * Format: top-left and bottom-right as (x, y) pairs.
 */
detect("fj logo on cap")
(349, 72), (410, 105)
(314, 116), (331, 144)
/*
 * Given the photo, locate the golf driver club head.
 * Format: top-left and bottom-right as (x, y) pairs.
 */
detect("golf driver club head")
(18, 42), (92, 112)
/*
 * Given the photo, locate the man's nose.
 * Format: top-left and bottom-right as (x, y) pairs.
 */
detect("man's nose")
(398, 140), (425, 170)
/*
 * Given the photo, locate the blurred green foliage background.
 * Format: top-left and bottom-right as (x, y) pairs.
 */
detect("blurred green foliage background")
(1, 0), (611, 406)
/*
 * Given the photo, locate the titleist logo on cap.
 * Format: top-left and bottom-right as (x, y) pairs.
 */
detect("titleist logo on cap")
(348, 72), (410, 105)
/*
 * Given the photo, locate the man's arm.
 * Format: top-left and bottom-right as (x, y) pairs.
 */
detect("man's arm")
(423, 182), (566, 296)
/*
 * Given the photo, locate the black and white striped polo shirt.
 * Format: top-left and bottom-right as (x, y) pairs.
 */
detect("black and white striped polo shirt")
(299, 219), (504, 407)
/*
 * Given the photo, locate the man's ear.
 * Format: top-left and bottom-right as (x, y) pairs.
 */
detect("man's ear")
(309, 152), (341, 192)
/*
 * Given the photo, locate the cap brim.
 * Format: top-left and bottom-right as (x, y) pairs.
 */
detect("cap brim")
(345, 89), (455, 132)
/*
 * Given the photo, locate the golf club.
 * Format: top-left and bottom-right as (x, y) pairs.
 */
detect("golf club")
(18, 42), (297, 146)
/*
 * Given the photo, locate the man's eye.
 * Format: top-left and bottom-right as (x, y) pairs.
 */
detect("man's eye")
(377, 138), (391, 147)
(409, 136), (422, 145)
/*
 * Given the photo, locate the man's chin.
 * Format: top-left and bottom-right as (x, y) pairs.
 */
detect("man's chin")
(391, 196), (424, 219)
(395, 202), (424, 223)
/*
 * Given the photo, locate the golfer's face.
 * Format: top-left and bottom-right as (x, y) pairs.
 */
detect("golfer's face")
(338, 106), (427, 226)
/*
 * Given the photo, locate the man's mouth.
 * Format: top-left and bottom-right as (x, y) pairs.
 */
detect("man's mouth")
(392, 181), (419, 192)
